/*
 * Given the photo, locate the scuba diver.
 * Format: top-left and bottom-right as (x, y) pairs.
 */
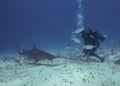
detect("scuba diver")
(79, 29), (106, 62)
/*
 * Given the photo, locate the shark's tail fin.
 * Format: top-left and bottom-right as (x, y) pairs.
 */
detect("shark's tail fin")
(16, 44), (22, 60)
(16, 44), (21, 54)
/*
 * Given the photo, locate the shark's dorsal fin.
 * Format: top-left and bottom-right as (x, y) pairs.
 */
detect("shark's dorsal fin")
(32, 43), (38, 49)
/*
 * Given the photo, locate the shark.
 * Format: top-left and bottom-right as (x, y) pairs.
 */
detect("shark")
(17, 44), (57, 64)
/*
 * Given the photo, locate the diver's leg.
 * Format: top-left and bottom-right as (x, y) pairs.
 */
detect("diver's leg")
(86, 50), (90, 59)
(92, 44), (104, 62)
(94, 53), (104, 62)
(88, 48), (104, 62)
(84, 49), (91, 61)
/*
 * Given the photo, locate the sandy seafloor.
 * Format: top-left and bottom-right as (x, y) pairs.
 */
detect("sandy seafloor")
(0, 50), (120, 86)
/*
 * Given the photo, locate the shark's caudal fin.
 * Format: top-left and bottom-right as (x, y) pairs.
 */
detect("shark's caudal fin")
(16, 44), (22, 54)
(16, 44), (22, 60)
(16, 44), (19, 53)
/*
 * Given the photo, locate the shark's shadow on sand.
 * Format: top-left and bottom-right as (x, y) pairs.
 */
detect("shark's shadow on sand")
(27, 63), (60, 67)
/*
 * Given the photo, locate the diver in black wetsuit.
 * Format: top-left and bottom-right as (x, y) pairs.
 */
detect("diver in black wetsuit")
(80, 29), (106, 62)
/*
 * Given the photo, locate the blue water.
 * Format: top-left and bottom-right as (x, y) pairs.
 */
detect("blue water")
(0, 0), (120, 55)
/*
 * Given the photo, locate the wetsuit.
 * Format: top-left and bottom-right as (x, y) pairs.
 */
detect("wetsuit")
(80, 29), (105, 62)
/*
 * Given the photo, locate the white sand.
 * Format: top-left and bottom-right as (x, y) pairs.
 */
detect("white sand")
(0, 55), (120, 86)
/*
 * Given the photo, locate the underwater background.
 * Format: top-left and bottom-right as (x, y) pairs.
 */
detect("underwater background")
(0, 0), (120, 55)
(1, 1), (120, 86)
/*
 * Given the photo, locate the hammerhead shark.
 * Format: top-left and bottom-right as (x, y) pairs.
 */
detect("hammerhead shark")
(17, 44), (57, 64)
